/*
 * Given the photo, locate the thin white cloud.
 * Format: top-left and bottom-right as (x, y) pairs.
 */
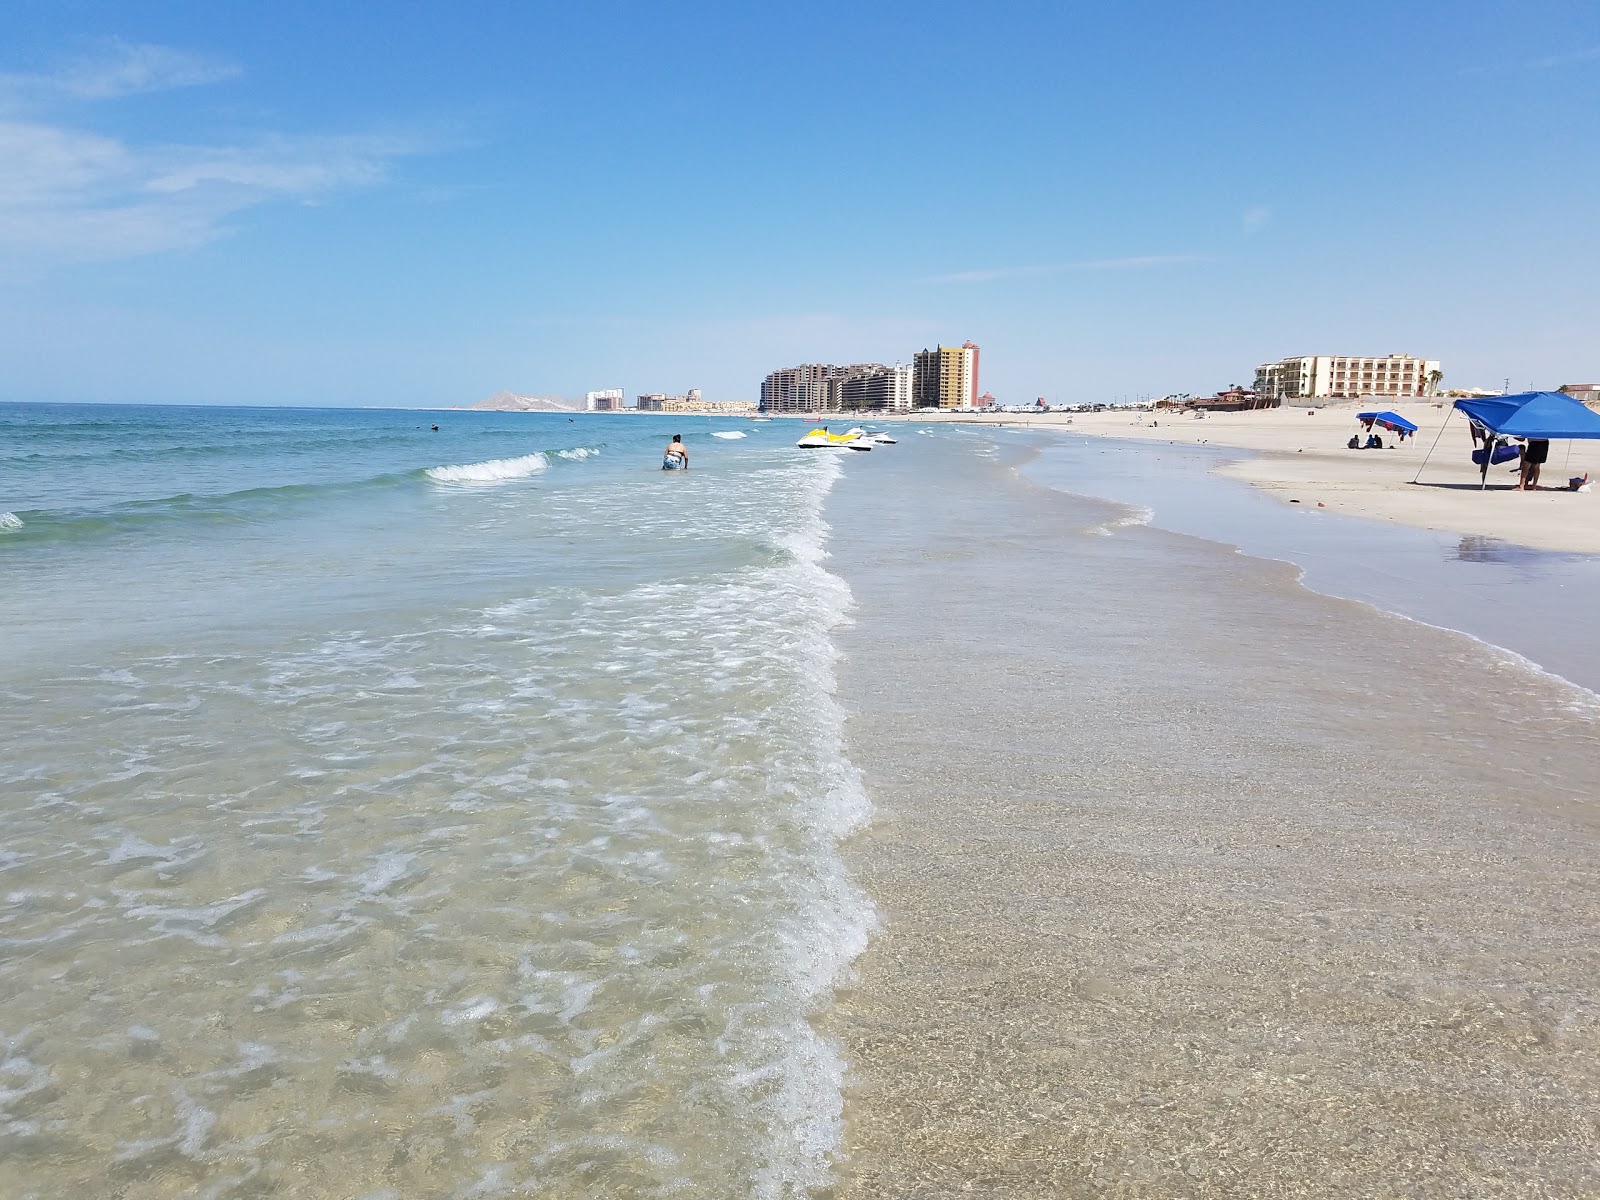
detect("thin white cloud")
(1242, 206), (1270, 234)
(1459, 44), (1600, 75)
(1529, 46), (1600, 69)
(0, 44), (436, 267)
(925, 254), (1214, 284)
(0, 42), (239, 107)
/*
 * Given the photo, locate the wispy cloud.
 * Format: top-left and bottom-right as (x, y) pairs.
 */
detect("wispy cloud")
(1460, 44), (1600, 75)
(0, 42), (238, 107)
(1242, 206), (1270, 234)
(0, 44), (434, 267)
(1529, 45), (1600, 69)
(925, 254), (1214, 285)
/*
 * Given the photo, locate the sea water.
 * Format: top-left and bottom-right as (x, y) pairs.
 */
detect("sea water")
(820, 427), (1600, 1197)
(1012, 431), (1600, 694)
(0, 404), (871, 1198)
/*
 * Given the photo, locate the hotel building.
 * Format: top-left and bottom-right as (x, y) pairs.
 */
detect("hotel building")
(912, 343), (980, 409)
(759, 364), (883, 413)
(1254, 354), (1442, 401)
(836, 364), (913, 412)
(636, 389), (705, 412)
(585, 389), (625, 412)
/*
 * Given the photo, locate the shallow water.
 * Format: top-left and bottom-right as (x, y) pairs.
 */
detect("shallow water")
(824, 428), (1600, 1197)
(1011, 432), (1600, 695)
(1, 404), (872, 1198)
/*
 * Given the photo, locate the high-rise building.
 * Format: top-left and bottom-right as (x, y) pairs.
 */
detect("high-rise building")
(836, 364), (913, 412)
(912, 344), (980, 409)
(759, 364), (884, 412)
(1254, 354), (1442, 401)
(585, 388), (625, 411)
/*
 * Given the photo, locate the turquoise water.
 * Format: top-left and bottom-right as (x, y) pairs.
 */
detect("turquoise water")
(0, 404), (872, 1197)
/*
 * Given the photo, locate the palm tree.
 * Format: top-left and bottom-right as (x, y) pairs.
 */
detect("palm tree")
(1427, 369), (1443, 396)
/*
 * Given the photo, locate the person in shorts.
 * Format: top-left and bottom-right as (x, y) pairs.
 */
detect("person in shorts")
(662, 434), (689, 470)
(1518, 439), (1549, 490)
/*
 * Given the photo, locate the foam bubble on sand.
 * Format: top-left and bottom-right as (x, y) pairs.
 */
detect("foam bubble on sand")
(1089, 505), (1155, 536)
(426, 453), (548, 483)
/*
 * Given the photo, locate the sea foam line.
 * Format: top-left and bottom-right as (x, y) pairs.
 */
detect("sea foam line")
(0, 512), (22, 531)
(425, 453), (549, 483)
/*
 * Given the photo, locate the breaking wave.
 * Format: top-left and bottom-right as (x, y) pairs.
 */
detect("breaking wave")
(425, 453), (550, 483)
(425, 447), (600, 483)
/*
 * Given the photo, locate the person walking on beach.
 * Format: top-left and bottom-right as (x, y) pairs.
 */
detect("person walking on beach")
(1518, 439), (1549, 490)
(662, 434), (689, 471)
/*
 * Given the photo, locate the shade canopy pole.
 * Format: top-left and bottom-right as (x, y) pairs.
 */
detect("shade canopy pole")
(1412, 407), (1454, 484)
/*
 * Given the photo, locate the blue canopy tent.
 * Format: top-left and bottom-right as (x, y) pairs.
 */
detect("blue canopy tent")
(1413, 391), (1600, 489)
(1357, 410), (1419, 436)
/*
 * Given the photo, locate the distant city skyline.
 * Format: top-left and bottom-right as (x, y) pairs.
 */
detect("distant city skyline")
(1, 3), (1596, 407)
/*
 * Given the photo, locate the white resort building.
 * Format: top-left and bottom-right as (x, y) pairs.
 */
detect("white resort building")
(1255, 355), (1442, 402)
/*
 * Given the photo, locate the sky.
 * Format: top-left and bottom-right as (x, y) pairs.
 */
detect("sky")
(1, 0), (1596, 407)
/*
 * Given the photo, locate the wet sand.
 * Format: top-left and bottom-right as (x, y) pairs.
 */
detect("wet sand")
(822, 433), (1600, 1197)
(918, 403), (1600, 555)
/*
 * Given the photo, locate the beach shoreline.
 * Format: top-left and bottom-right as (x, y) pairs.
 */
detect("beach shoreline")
(821, 429), (1600, 1197)
(904, 403), (1600, 556)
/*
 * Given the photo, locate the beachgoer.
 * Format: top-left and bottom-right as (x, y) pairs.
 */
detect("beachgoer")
(662, 434), (689, 471)
(1568, 472), (1590, 491)
(1347, 434), (1361, 450)
(1518, 439), (1549, 490)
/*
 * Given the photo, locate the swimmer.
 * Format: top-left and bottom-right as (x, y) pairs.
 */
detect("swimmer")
(662, 434), (689, 471)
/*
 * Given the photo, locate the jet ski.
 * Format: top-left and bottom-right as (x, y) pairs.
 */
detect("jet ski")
(797, 427), (871, 450)
(845, 427), (897, 445)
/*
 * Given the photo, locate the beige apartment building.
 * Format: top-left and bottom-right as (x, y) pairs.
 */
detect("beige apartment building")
(760, 364), (897, 413)
(1255, 354), (1442, 401)
(912, 343), (980, 409)
(636, 389), (706, 412)
(837, 364), (913, 412)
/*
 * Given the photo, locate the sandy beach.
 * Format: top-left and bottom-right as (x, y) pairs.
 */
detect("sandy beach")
(919, 401), (1600, 555)
(823, 431), (1600, 1198)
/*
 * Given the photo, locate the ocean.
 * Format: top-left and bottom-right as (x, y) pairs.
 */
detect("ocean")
(0, 404), (871, 1198)
(4, 405), (1598, 1198)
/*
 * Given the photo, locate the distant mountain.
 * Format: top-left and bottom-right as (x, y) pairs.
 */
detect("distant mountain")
(467, 391), (586, 412)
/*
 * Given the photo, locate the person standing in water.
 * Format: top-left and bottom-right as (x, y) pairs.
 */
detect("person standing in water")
(662, 434), (689, 470)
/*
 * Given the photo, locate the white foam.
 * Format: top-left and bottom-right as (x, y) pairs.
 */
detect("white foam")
(426, 453), (548, 483)
(1089, 505), (1156, 537)
(441, 996), (500, 1025)
(0, 512), (22, 531)
(711, 431), (747, 439)
(554, 447), (600, 459)
(357, 850), (416, 895)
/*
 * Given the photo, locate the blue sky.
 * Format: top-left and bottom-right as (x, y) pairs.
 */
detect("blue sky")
(1, 1), (1596, 406)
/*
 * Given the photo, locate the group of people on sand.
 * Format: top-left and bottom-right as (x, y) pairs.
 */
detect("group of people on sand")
(1348, 431), (1394, 450)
